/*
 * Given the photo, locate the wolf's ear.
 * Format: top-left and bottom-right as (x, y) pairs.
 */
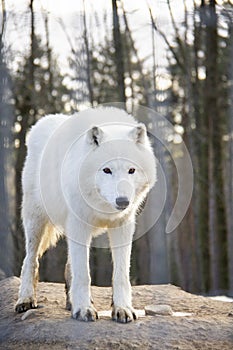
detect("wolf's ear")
(129, 123), (147, 144)
(86, 126), (104, 146)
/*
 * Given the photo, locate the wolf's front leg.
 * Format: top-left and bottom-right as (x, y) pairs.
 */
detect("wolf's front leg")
(67, 221), (98, 321)
(109, 221), (137, 323)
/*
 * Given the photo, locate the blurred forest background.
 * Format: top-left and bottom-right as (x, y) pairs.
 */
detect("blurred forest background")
(0, 0), (233, 297)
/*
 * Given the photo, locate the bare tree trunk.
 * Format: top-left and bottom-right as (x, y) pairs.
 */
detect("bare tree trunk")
(208, 128), (218, 291)
(29, 0), (36, 114)
(206, 1), (218, 293)
(226, 23), (233, 296)
(112, 0), (126, 103)
(194, 4), (211, 293)
(83, 0), (93, 106)
(192, 3), (205, 291)
(148, 142), (169, 285)
(0, 0), (14, 277)
(203, 1), (228, 293)
(132, 236), (150, 284)
(44, 12), (55, 108)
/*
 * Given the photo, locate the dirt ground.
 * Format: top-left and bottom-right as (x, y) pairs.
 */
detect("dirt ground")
(0, 277), (232, 349)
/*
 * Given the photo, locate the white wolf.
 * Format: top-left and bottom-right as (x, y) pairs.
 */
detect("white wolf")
(15, 107), (156, 323)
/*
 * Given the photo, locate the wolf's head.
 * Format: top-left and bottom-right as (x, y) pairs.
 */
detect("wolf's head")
(80, 121), (156, 215)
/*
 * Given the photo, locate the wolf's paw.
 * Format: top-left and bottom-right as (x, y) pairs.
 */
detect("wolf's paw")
(15, 297), (38, 313)
(112, 305), (137, 323)
(72, 306), (99, 322)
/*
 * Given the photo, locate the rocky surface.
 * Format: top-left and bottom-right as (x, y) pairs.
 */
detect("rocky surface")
(0, 277), (233, 349)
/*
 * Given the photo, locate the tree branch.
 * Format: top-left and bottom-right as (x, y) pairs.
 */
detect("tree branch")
(148, 6), (186, 74)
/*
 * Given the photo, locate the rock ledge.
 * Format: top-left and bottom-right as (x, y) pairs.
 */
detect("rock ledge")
(0, 277), (232, 349)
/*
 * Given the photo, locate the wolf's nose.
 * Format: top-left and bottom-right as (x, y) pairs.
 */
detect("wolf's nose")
(116, 197), (129, 210)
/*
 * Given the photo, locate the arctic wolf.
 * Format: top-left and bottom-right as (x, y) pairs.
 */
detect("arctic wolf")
(15, 107), (156, 323)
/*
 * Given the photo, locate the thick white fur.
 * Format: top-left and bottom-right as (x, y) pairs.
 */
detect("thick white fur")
(16, 107), (156, 322)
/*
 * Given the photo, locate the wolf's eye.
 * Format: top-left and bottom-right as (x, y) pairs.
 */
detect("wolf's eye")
(103, 167), (112, 174)
(128, 168), (135, 174)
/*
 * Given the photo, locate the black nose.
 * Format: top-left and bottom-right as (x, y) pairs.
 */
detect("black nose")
(116, 197), (129, 210)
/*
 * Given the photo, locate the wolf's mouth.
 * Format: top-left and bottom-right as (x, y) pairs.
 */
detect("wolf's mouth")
(116, 206), (128, 211)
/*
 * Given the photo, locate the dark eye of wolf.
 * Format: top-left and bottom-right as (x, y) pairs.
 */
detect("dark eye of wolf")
(103, 167), (112, 174)
(128, 168), (135, 174)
